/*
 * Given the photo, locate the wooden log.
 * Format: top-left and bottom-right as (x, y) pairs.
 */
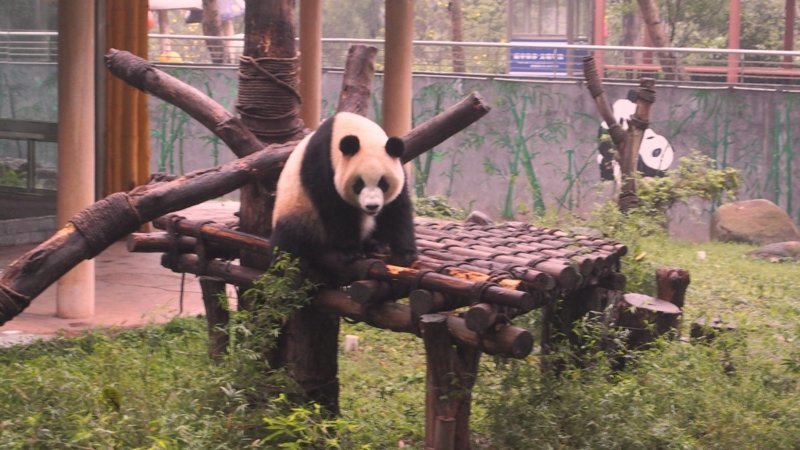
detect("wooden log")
(198, 276), (230, 361)
(315, 289), (533, 358)
(420, 313), (479, 450)
(127, 233), (197, 254)
(583, 56), (627, 152)
(606, 292), (682, 350)
(163, 253), (261, 288)
(417, 249), (555, 291)
(655, 266), (690, 334)
(416, 237), (581, 289)
(108, 44), (485, 167)
(409, 289), (463, 316)
(378, 264), (535, 311)
(152, 215), (270, 255)
(337, 45), (378, 116)
(348, 280), (410, 304)
(105, 49), (265, 158)
(433, 417), (456, 450)
(401, 92), (490, 164)
(656, 267), (690, 309)
(619, 78), (656, 212)
(464, 303), (498, 332)
(416, 231), (600, 278)
(411, 258), (523, 291)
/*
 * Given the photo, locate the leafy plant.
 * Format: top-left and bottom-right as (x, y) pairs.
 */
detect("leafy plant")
(222, 252), (317, 401)
(414, 195), (467, 220)
(637, 151), (742, 219)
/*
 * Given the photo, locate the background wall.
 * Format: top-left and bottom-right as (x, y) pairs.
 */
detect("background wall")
(2, 64), (798, 241)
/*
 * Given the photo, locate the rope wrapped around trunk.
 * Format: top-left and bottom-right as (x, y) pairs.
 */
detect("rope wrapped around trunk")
(236, 55), (302, 141)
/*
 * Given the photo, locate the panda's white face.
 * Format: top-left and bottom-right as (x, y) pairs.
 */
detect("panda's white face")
(330, 113), (405, 216)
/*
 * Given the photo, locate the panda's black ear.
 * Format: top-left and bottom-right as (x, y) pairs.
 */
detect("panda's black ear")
(340, 135), (360, 156)
(385, 137), (404, 158)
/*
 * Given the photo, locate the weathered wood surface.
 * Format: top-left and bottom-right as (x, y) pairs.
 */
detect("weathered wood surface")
(606, 292), (682, 350)
(583, 56), (627, 152)
(655, 266), (690, 333)
(421, 313), (480, 450)
(618, 78), (656, 212)
(401, 92), (491, 164)
(105, 49), (265, 158)
(315, 290), (533, 359)
(0, 148), (292, 325)
(337, 45), (379, 116)
(198, 276), (229, 361)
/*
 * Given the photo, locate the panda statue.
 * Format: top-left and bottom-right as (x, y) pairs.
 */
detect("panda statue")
(270, 112), (418, 272)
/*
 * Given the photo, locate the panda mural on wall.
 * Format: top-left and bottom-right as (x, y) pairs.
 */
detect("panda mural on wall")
(597, 89), (675, 182)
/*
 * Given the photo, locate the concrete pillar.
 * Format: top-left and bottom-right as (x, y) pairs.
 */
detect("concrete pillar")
(57, 1), (96, 319)
(299, 0), (322, 129)
(727, 0), (741, 83)
(382, 0), (414, 137)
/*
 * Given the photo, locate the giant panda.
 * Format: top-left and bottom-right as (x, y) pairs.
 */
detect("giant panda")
(270, 112), (418, 272)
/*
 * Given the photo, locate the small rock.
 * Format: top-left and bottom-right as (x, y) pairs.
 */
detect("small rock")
(569, 226), (605, 239)
(343, 334), (359, 353)
(464, 210), (493, 226)
(746, 241), (800, 260)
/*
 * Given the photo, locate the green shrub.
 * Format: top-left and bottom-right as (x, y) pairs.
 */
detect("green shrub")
(414, 195), (466, 220)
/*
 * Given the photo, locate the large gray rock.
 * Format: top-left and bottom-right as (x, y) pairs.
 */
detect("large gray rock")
(711, 199), (800, 245)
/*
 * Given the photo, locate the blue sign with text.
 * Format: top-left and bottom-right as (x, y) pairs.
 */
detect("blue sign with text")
(509, 40), (586, 76)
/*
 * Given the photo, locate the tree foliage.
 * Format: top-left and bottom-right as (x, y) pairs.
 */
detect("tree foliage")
(608, 0), (795, 50)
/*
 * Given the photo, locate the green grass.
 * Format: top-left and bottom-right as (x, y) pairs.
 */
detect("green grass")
(0, 235), (798, 448)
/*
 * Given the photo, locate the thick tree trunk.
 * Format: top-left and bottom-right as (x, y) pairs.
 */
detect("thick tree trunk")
(202, 0), (226, 64)
(621, 2), (641, 79)
(450, 0), (466, 73)
(635, 0), (689, 81)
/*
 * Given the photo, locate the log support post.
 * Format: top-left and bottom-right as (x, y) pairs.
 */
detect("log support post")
(420, 313), (480, 450)
(199, 276), (230, 361)
(619, 77), (655, 212)
(542, 286), (609, 370)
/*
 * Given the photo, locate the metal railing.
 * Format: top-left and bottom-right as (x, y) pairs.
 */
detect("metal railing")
(1, 31), (800, 86)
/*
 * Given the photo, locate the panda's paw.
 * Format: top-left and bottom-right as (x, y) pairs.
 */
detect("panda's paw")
(387, 250), (418, 267)
(341, 249), (367, 264)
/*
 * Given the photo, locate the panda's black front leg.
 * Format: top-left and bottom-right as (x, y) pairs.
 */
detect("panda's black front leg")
(374, 185), (418, 266)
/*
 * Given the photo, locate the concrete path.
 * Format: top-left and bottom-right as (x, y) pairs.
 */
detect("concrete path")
(0, 201), (240, 346)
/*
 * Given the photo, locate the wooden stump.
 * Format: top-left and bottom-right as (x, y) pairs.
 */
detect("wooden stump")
(605, 293), (681, 349)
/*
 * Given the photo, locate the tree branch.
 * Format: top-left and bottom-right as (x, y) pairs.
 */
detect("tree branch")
(105, 49), (265, 158)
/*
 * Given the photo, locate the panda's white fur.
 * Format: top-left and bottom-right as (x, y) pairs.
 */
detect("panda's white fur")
(270, 112), (417, 268)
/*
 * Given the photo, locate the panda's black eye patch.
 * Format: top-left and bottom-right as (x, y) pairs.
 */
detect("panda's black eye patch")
(353, 177), (365, 194)
(340, 135), (360, 156)
(378, 176), (389, 192)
